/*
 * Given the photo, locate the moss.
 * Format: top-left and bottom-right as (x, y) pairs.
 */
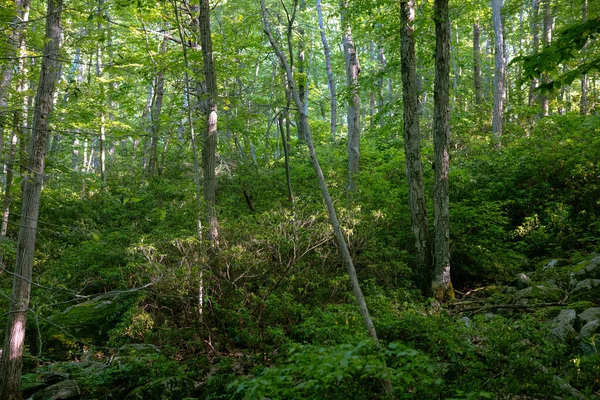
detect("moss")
(567, 301), (596, 313)
(38, 295), (139, 359)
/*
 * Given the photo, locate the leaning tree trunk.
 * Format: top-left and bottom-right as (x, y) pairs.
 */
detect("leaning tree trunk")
(260, 2), (392, 377)
(432, 0), (455, 302)
(199, 0), (219, 250)
(341, 0), (361, 195)
(401, 0), (432, 297)
(0, 0), (62, 398)
(316, 0), (337, 141)
(491, 0), (504, 143)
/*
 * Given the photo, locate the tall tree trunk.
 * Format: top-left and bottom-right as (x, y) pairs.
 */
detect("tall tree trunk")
(199, 0), (219, 249)
(432, 0), (454, 302)
(401, 0), (432, 297)
(173, 0), (205, 323)
(0, 0), (31, 152)
(491, 0), (504, 143)
(341, 0), (361, 195)
(148, 39), (166, 180)
(528, 0), (540, 107)
(540, 0), (553, 116)
(580, 0), (588, 115)
(473, 21), (483, 106)
(0, 0), (62, 397)
(0, 1), (30, 268)
(261, 7), (392, 387)
(316, 0), (337, 141)
(450, 23), (459, 108)
(278, 111), (294, 204)
(95, 0), (107, 187)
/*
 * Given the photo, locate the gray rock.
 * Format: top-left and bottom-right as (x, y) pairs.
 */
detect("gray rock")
(543, 259), (558, 270)
(576, 307), (600, 330)
(460, 316), (472, 327)
(124, 377), (194, 400)
(515, 273), (531, 290)
(513, 285), (564, 304)
(570, 279), (600, 302)
(579, 320), (600, 339)
(577, 320), (600, 355)
(550, 309), (576, 341)
(30, 380), (80, 400)
(573, 255), (600, 280)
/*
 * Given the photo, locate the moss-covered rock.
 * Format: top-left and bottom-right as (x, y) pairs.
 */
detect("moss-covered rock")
(513, 285), (565, 305)
(124, 376), (195, 400)
(38, 295), (138, 360)
(570, 279), (600, 302)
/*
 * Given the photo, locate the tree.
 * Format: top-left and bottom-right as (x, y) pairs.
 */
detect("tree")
(540, 0), (553, 116)
(316, 0), (337, 141)
(199, 0), (219, 250)
(580, 0), (588, 115)
(432, 0), (454, 302)
(491, 0), (504, 142)
(401, 0), (432, 296)
(473, 21), (483, 106)
(0, 0), (63, 397)
(528, 0), (540, 107)
(260, 5), (391, 383)
(341, 0), (361, 195)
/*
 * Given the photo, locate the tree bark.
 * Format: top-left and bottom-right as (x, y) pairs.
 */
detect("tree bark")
(316, 0), (337, 141)
(401, 0), (432, 297)
(491, 0), (504, 143)
(199, 0), (219, 249)
(341, 0), (361, 195)
(473, 21), (483, 106)
(540, 0), (553, 116)
(528, 0), (540, 107)
(0, 1), (30, 269)
(148, 39), (167, 180)
(0, 0), (31, 151)
(580, 0), (588, 115)
(432, 0), (454, 302)
(0, 0), (62, 397)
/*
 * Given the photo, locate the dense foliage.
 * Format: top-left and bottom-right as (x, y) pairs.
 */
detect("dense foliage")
(0, 0), (599, 398)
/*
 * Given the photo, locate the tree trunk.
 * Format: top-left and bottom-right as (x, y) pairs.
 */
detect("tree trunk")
(0, 0), (31, 153)
(148, 39), (166, 180)
(0, 1), (30, 268)
(0, 0), (62, 397)
(432, 0), (454, 302)
(199, 0), (219, 249)
(580, 0), (588, 115)
(528, 0), (540, 107)
(316, 0), (337, 141)
(540, 0), (553, 116)
(473, 21), (483, 106)
(341, 0), (361, 195)
(491, 0), (504, 143)
(401, 0), (432, 297)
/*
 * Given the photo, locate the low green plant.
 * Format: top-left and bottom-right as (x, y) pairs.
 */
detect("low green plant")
(230, 340), (443, 400)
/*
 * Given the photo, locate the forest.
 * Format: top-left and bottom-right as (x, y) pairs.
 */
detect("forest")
(0, 0), (599, 398)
